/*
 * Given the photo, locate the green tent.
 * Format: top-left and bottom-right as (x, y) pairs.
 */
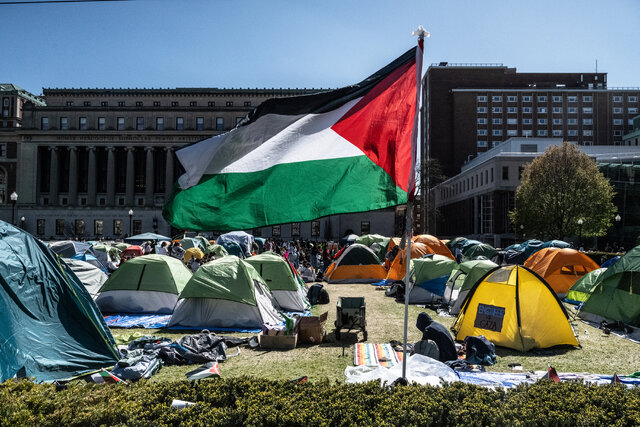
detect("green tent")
(580, 246), (640, 326)
(446, 259), (498, 315)
(96, 254), (192, 314)
(211, 244), (229, 258)
(355, 234), (390, 262)
(408, 254), (457, 303)
(93, 244), (122, 261)
(113, 242), (130, 251)
(462, 243), (498, 262)
(245, 251), (310, 311)
(0, 221), (118, 382)
(169, 256), (283, 328)
(566, 268), (607, 304)
(446, 237), (468, 250)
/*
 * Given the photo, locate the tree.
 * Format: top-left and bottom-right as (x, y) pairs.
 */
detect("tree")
(510, 142), (616, 240)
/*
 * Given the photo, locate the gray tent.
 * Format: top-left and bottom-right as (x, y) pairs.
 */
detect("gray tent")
(64, 258), (108, 299)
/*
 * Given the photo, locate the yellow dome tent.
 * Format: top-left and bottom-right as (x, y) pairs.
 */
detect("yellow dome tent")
(452, 265), (579, 352)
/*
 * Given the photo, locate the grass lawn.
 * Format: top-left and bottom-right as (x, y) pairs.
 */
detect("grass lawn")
(109, 282), (639, 383)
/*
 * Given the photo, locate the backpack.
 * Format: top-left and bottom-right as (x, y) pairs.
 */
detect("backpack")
(414, 339), (440, 360)
(307, 283), (330, 305)
(464, 335), (497, 365)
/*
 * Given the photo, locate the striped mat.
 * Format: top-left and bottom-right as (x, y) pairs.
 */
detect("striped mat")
(354, 343), (404, 368)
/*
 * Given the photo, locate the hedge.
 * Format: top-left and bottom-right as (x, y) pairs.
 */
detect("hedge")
(2, 378), (640, 426)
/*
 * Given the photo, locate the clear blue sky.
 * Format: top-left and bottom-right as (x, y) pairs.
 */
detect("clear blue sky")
(2, 0), (639, 95)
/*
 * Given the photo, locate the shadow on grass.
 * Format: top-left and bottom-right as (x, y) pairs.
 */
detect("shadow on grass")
(318, 330), (365, 348)
(495, 345), (578, 359)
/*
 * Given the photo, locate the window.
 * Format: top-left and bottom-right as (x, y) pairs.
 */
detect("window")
(133, 220), (142, 235)
(151, 101), (159, 107)
(492, 129), (502, 136)
(37, 219), (45, 235)
(492, 96), (502, 102)
(522, 107), (532, 113)
(629, 96), (638, 102)
(477, 95), (487, 102)
(477, 129), (487, 136)
(613, 96), (622, 102)
(311, 220), (320, 237)
(567, 96), (577, 102)
(66, 101), (74, 107)
(98, 117), (105, 130)
(613, 107), (623, 114)
(537, 107), (547, 113)
(292, 222), (301, 236)
(507, 96), (517, 102)
(272, 225), (281, 237)
(477, 107), (487, 113)
(244, 101), (251, 107)
(507, 107), (517, 113)
(171, 101), (179, 107)
(553, 96), (562, 102)
(41, 117), (49, 130)
(552, 107), (562, 114)
(215, 117), (223, 131)
(176, 117), (184, 131)
(208, 101), (215, 107)
(74, 219), (84, 236)
(507, 118), (517, 125)
(2, 98), (7, 106)
(59, 117), (68, 130)
(538, 118), (547, 125)
(190, 101), (197, 107)
(614, 130), (623, 136)
(135, 101), (143, 107)
(136, 117), (144, 130)
(538, 96), (547, 102)
(94, 220), (103, 236)
(84, 101), (91, 107)
(118, 101), (125, 107)
(583, 95), (592, 102)
(226, 101), (233, 107)
(583, 130), (593, 136)
(522, 118), (532, 125)
(507, 129), (518, 136)
(113, 219), (122, 235)
(553, 130), (563, 136)
(477, 140), (488, 148)
(117, 117), (125, 130)
(553, 118), (562, 125)
(568, 118), (577, 125)
(502, 166), (509, 180)
(56, 219), (65, 235)
(156, 117), (164, 131)
(477, 118), (487, 125)
(629, 108), (639, 114)
(629, 119), (635, 126)
(101, 101), (108, 107)
(492, 118), (502, 125)
(492, 107), (502, 113)
(568, 107), (577, 114)
(568, 130), (578, 136)
(583, 118), (593, 125)
(583, 107), (592, 114)
(196, 117), (204, 130)
(522, 129), (533, 136)
(538, 130), (548, 136)
(79, 117), (87, 130)
(522, 96), (532, 102)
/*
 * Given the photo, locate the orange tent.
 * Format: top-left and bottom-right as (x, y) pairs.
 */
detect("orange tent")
(523, 247), (599, 296)
(386, 242), (432, 281)
(412, 234), (455, 260)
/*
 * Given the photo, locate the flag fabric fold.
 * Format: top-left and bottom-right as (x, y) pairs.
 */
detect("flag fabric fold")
(163, 46), (421, 231)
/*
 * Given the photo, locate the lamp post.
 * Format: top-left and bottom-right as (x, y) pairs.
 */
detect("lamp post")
(20, 216), (25, 231)
(520, 224), (524, 240)
(615, 214), (622, 248)
(577, 218), (584, 249)
(129, 209), (134, 236)
(10, 192), (17, 225)
(152, 217), (158, 233)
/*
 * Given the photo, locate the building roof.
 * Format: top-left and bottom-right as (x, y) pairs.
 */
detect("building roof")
(0, 83), (45, 106)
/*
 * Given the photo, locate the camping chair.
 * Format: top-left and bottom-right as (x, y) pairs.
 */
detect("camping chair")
(334, 296), (367, 341)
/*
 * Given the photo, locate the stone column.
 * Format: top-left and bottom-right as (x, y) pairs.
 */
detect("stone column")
(165, 147), (174, 200)
(49, 146), (59, 205)
(106, 146), (116, 206)
(126, 147), (135, 206)
(87, 146), (97, 206)
(68, 146), (78, 206)
(145, 147), (154, 206)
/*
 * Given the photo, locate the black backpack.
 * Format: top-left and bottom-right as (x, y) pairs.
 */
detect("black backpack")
(307, 283), (330, 305)
(464, 335), (496, 365)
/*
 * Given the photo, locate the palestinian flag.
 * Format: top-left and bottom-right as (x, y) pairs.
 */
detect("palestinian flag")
(543, 365), (560, 383)
(612, 372), (622, 384)
(163, 45), (423, 231)
(186, 362), (220, 380)
(90, 369), (124, 384)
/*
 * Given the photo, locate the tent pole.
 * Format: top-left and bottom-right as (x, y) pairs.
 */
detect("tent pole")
(401, 199), (413, 380)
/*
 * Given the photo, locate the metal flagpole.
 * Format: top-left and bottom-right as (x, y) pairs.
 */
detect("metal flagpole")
(402, 25), (429, 382)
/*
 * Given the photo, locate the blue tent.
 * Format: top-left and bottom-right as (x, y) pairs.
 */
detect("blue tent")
(71, 253), (109, 274)
(0, 221), (119, 382)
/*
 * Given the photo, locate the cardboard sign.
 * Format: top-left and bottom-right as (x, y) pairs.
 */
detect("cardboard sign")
(474, 303), (505, 332)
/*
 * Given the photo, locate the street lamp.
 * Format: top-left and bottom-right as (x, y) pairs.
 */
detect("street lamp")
(615, 214), (622, 248)
(129, 209), (134, 236)
(577, 218), (584, 249)
(10, 192), (17, 225)
(520, 224), (525, 240)
(20, 216), (25, 230)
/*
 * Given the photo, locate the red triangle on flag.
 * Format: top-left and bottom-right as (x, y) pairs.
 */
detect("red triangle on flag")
(544, 365), (560, 383)
(612, 373), (622, 384)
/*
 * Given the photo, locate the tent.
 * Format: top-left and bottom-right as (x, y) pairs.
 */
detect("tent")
(355, 234), (390, 262)
(579, 246), (640, 327)
(96, 254), (192, 314)
(407, 254), (457, 304)
(218, 239), (245, 258)
(245, 252), (310, 311)
(216, 231), (255, 256)
(601, 256), (621, 268)
(124, 232), (171, 245)
(386, 242), (432, 281)
(71, 252), (108, 273)
(323, 243), (388, 283)
(92, 244), (121, 265)
(412, 234), (455, 260)
(565, 268), (607, 305)
(446, 237), (468, 250)
(113, 242), (130, 251)
(0, 221), (118, 382)
(49, 240), (93, 258)
(462, 243), (498, 262)
(341, 234), (359, 245)
(121, 245), (143, 259)
(64, 258), (109, 299)
(505, 239), (571, 260)
(179, 237), (204, 251)
(184, 247), (205, 263)
(492, 249), (527, 266)
(452, 265), (579, 352)
(211, 244), (229, 258)
(444, 259), (498, 315)
(523, 248), (599, 297)
(169, 256), (283, 329)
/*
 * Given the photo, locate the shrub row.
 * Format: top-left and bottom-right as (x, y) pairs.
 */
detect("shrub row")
(2, 377), (640, 426)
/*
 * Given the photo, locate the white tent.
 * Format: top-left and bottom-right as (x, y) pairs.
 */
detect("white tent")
(64, 258), (108, 299)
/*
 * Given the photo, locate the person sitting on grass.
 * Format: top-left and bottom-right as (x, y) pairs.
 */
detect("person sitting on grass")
(416, 312), (458, 362)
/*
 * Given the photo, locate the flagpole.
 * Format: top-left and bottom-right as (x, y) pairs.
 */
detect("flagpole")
(402, 25), (429, 382)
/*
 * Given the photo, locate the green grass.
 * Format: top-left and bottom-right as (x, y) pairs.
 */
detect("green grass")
(109, 283), (639, 383)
